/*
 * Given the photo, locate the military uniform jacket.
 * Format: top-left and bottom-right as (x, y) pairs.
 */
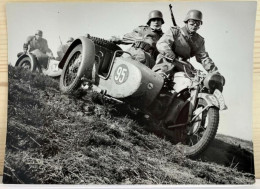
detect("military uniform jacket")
(156, 26), (217, 72)
(123, 25), (163, 50)
(25, 36), (53, 56)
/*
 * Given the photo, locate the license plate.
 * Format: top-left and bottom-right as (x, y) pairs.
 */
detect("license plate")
(214, 89), (227, 110)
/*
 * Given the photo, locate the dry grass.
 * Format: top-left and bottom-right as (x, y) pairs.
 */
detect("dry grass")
(3, 66), (255, 184)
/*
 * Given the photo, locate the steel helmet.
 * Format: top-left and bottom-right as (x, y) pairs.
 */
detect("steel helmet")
(184, 10), (203, 24)
(147, 10), (164, 25)
(67, 37), (74, 43)
(35, 30), (43, 36)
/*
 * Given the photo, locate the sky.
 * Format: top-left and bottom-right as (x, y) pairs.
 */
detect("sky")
(6, 1), (257, 140)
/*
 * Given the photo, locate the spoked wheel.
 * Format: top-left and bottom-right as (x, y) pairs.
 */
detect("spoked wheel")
(181, 99), (219, 158)
(17, 56), (36, 71)
(60, 44), (83, 94)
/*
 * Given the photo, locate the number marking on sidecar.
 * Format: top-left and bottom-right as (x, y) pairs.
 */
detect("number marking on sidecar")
(114, 64), (129, 84)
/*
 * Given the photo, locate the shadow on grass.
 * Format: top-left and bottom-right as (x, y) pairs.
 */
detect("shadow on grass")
(200, 137), (254, 174)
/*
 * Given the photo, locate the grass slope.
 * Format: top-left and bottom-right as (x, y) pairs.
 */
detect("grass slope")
(3, 66), (255, 184)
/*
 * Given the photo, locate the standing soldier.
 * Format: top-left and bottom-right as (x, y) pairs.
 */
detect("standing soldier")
(111, 10), (164, 69)
(152, 10), (219, 75)
(56, 37), (74, 61)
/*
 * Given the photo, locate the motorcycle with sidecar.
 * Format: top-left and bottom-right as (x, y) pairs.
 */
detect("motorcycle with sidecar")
(58, 34), (227, 158)
(15, 49), (62, 78)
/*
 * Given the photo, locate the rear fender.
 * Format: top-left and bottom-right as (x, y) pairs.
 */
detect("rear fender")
(58, 36), (95, 79)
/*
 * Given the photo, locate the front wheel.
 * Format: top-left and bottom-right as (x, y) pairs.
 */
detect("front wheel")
(183, 99), (219, 158)
(59, 44), (83, 94)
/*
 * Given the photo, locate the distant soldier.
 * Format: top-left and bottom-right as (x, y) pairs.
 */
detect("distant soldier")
(111, 10), (164, 68)
(56, 37), (74, 61)
(152, 10), (218, 74)
(23, 30), (54, 58)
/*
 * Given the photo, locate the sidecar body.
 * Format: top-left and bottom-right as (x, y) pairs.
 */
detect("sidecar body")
(96, 56), (164, 108)
(58, 36), (164, 109)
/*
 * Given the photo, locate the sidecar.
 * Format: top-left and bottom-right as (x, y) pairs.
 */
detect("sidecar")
(15, 50), (62, 78)
(58, 36), (164, 110)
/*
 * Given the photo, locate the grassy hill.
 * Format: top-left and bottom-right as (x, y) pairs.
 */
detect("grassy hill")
(3, 66), (255, 184)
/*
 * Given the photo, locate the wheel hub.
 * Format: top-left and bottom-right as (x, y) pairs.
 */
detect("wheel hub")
(21, 61), (31, 70)
(69, 54), (82, 73)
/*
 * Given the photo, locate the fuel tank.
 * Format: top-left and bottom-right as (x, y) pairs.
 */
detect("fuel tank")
(97, 57), (164, 108)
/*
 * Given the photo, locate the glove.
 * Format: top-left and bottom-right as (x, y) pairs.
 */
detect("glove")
(163, 50), (175, 61)
(46, 52), (54, 59)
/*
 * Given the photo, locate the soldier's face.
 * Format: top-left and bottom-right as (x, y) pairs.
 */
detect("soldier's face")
(187, 19), (201, 33)
(35, 34), (42, 40)
(150, 18), (163, 30)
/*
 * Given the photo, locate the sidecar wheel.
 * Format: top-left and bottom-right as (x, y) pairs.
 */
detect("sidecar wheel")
(60, 44), (83, 94)
(180, 99), (219, 158)
(17, 56), (36, 72)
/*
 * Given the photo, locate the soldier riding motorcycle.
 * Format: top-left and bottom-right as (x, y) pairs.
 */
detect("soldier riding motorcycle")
(149, 9), (226, 154)
(15, 30), (62, 77)
(58, 8), (227, 158)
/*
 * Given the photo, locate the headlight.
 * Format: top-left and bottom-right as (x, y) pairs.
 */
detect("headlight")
(203, 73), (225, 92)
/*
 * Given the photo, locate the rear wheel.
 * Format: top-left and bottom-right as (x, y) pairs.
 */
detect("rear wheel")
(59, 44), (83, 94)
(17, 56), (36, 71)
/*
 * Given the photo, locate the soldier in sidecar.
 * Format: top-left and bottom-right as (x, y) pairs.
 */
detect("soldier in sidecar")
(15, 30), (62, 77)
(111, 10), (164, 69)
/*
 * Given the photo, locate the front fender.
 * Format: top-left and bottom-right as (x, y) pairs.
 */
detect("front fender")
(58, 36), (95, 79)
(198, 92), (227, 110)
(198, 93), (219, 108)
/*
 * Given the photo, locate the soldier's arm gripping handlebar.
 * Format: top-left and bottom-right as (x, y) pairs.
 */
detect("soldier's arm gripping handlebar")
(169, 4), (177, 26)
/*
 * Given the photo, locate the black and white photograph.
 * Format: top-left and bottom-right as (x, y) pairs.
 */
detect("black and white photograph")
(3, 1), (257, 185)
